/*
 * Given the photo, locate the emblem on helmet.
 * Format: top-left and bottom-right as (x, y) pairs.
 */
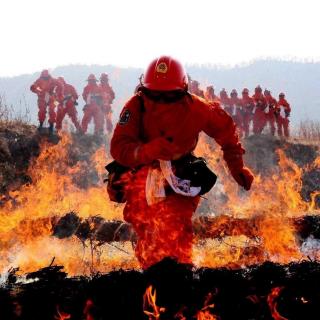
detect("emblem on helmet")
(156, 62), (168, 74)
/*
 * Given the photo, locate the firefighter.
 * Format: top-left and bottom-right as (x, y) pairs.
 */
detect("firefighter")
(110, 56), (254, 269)
(55, 77), (81, 132)
(220, 88), (233, 115)
(241, 88), (255, 138)
(230, 89), (243, 137)
(81, 74), (104, 134)
(276, 92), (291, 137)
(252, 85), (267, 134)
(189, 79), (204, 98)
(30, 69), (62, 133)
(205, 85), (219, 103)
(263, 89), (277, 136)
(99, 73), (115, 134)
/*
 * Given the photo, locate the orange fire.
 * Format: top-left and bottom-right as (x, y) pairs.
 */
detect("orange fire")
(195, 292), (218, 320)
(143, 285), (166, 319)
(54, 306), (71, 320)
(267, 287), (288, 320)
(0, 131), (319, 275)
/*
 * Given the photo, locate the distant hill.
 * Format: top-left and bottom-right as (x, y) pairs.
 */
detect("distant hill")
(0, 60), (319, 126)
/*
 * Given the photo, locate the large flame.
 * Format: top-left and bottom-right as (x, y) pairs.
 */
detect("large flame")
(0, 132), (319, 275)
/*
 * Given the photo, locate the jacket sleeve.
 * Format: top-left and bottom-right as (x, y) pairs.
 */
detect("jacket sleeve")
(30, 79), (40, 93)
(202, 102), (245, 172)
(110, 95), (143, 167)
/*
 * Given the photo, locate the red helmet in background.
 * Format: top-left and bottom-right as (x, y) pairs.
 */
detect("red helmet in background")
(142, 56), (188, 91)
(264, 89), (271, 95)
(279, 92), (285, 98)
(40, 69), (50, 78)
(100, 73), (109, 82)
(255, 85), (262, 93)
(242, 88), (249, 95)
(58, 76), (66, 84)
(87, 74), (97, 81)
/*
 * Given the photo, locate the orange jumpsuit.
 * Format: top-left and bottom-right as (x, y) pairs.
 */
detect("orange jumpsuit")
(276, 98), (291, 137)
(264, 94), (277, 136)
(100, 82), (115, 133)
(111, 93), (247, 269)
(56, 83), (81, 131)
(81, 83), (104, 134)
(30, 77), (62, 125)
(252, 93), (267, 134)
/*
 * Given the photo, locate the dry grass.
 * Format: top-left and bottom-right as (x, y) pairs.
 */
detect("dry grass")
(291, 120), (320, 144)
(0, 95), (31, 129)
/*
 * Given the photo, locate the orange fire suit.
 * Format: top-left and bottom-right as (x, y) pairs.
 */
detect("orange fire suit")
(30, 77), (62, 125)
(276, 98), (291, 137)
(240, 96), (255, 137)
(264, 94), (277, 136)
(252, 93), (267, 134)
(81, 84), (104, 134)
(56, 83), (81, 131)
(110, 92), (253, 269)
(100, 83), (115, 133)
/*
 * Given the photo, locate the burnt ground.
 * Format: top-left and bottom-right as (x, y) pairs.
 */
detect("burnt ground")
(1, 258), (320, 319)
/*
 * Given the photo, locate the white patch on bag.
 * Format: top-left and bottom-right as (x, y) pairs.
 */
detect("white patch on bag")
(280, 107), (286, 118)
(160, 161), (201, 197)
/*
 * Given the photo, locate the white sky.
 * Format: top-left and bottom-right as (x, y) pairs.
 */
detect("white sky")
(1, 0), (320, 76)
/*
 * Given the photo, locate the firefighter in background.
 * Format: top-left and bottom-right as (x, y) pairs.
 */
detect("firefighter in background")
(276, 92), (291, 137)
(30, 69), (62, 133)
(241, 88), (255, 138)
(55, 77), (81, 132)
(189, 79), (204, 98)
(263, 89), (277, 136)
(81, 74), (104, 134)
(219, 88), (233, 115)
(110, 56), (253, 269)
(252, 85), (267, 134)
(230, 89), (243, 137)
(205, 85), (220, 102)
(134, 74), (144, 94)
(99, 73), (115, 134)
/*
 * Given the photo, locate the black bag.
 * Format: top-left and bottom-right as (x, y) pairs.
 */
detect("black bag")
(171, 154), (217, 196)
(105, 161), (130, 203)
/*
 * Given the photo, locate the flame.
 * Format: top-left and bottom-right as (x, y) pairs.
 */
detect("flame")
(143, 285), (166, 319)
(83, 299), (94, 320)
(55, 306), (71, 320)
(196, 293), (217, 320)
(267, 287), (288, 320)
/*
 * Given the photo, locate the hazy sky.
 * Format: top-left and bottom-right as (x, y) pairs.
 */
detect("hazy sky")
(1, 0), (320, 76)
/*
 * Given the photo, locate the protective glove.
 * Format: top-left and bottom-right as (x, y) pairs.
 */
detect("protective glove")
(230, 167), (254, 191)
(136, 137), (179, 164)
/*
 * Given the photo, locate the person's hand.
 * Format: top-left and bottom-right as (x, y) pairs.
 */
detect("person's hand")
(231, 167), (254, 190)
(137, 137), (179, 164)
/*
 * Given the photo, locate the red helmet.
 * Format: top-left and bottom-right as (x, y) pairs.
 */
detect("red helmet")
(40, 69), (50, 78)
(100, 73), (109, 81)
(242, 88), (249, 94)
(58, 76), (66, 84)
(87, 74), (97, 81)
(255, 85), (262, 93)
(142, 56), (188, 91)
